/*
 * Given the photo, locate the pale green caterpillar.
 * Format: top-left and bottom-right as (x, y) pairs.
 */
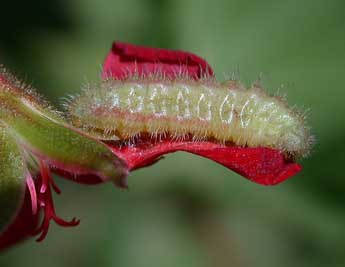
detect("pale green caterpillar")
(67, 78), (313, 158)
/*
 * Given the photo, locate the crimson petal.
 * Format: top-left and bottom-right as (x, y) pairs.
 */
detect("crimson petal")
(108, 140), (301, 186)
(103, 41), (214, 80)
(0, 188), (40, 250)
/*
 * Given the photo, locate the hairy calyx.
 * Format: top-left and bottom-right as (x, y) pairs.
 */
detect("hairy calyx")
(0, 67), (127, 242)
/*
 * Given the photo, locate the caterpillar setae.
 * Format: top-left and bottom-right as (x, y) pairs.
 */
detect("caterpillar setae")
(67, 77), (313, 159)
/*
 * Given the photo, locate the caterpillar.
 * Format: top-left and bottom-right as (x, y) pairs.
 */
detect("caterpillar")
(67, 77), (313, 158)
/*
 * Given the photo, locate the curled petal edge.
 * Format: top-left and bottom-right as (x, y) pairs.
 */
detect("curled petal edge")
(103, 41), (214, 80)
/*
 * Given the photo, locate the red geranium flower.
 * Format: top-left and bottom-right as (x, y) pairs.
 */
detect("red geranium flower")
(0, 41), (302, 250)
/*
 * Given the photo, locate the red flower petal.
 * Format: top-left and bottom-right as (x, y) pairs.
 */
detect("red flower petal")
(34, 161), (79, 242)
(0, 162), (81, 250)
(107, 139), (301, 186)
(101, 41), (302, 185)
(102, 41), (214, 80)
(0, 187), (40, 250)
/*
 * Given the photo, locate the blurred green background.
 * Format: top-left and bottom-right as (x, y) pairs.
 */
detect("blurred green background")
(1, 0), (345, 266)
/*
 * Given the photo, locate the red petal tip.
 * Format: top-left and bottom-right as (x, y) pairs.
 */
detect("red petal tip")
(102, 41), (214, 80)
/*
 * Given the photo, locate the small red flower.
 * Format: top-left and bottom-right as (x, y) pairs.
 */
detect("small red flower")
(0, 41), (303, 251)
(103, 41), (302, 186)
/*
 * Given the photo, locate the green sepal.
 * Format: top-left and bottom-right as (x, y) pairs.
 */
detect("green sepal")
(0, 80), (128, 185)
(0, 122), (26, 233)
